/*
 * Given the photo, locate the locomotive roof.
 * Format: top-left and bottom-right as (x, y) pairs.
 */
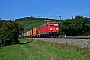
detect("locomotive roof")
(47, 22), (58, 24)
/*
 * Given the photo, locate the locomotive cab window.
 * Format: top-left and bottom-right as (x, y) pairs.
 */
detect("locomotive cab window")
(54, 24), (58, 26)
(50, 24), (58, 26)
(50, 24), (54, 26)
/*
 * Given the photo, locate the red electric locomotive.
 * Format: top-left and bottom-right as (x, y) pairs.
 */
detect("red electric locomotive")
(39, 22), (60, 37)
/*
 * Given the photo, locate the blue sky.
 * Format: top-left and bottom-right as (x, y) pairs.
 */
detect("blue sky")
(0, 0), (90, 20)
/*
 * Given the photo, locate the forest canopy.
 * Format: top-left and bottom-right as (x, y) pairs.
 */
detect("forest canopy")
(61, 15), (90, 36)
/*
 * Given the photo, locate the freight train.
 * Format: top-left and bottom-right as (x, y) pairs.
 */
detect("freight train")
(22, 22), (60, 38)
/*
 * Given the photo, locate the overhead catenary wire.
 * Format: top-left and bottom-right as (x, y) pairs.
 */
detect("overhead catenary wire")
(58, 0), (84, 18)
(62, 0), (84, 11)
(55, 0), (84, 14)
(50, 0), (89, 19)
(64, 4), (90, 18)
(50, 0), (77, 17)
(49, 0), (79, 19)
(43, 0), (65, 17)
(38, 0), (77, 19)
(39, 0), (89, 19)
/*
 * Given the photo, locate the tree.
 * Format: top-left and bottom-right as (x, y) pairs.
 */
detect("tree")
(0, 20), (24, 46)
(61, 15), (90, 36)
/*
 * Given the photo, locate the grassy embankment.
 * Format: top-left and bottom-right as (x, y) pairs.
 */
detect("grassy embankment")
(0, 38), (90, 60)
(18, 19), (46, 31)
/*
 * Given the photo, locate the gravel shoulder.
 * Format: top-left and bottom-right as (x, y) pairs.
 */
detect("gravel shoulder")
(29, 38), (90, 48)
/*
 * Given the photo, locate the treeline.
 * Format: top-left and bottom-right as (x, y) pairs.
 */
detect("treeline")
(61, 15), (90, 36)
(15, 16), (56, 21)
(0, 20), (24, 46)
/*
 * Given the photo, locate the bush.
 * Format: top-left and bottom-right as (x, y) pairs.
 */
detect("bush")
(0, 20), (24, 46)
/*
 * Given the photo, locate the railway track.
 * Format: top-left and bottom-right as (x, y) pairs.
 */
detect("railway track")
(28, 37), (90, 48)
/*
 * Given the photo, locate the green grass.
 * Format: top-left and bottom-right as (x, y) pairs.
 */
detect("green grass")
(18, 20), (46, 31)
(26, 40), (89, 60)
(0, 38), (90, 60)
(0, 44), (28, 60)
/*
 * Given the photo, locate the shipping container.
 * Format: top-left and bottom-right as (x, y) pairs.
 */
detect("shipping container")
(26, 31), (30, 37)
(30, 30), (33, 36)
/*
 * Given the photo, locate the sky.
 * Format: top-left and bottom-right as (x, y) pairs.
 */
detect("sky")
(0, 0), (90, 20)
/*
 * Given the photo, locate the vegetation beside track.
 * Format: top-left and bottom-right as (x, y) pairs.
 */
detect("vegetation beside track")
(0, 38), (90, 60)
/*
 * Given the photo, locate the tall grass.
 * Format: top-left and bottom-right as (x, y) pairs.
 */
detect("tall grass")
(0, 38), (90, 60)
(0, 44), (29, 60)
(20, 38), (90, 60)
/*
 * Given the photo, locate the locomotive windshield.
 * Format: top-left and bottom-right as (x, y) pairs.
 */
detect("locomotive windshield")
(50, 24), (58, 26)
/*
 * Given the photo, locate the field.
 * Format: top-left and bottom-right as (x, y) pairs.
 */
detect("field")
(0, 38), (90, 60)
(18, 19), (46, 31)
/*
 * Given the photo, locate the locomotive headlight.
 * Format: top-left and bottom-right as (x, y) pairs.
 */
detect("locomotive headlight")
(56, 28), (59, 30)
(50, 28), (52, 30)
